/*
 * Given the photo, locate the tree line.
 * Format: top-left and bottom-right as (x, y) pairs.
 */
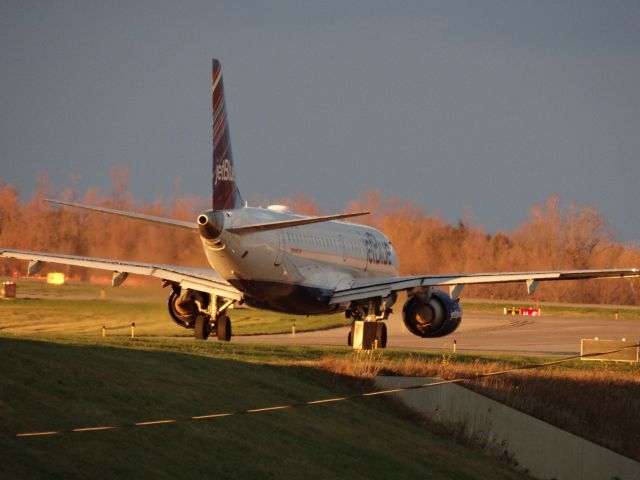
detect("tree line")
(1, 170), (638, 305)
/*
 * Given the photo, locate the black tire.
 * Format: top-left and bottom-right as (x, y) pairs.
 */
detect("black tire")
(376, 322), (387, 349)
(194, 314), (210, 340)
(217, 315), (232, 342)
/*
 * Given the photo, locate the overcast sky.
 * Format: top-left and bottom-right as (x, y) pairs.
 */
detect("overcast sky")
(1, 1), (639, 241)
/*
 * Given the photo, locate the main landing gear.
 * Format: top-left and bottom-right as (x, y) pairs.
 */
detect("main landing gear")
(345, 296), (393, 349)
(194, 313), (232, 341)
(194, 295), (234, 342)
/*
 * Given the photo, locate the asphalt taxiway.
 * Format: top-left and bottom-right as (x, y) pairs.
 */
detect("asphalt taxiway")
(237, 310), (640, 355)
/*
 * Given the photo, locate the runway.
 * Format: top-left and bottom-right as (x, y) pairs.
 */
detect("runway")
(237, 311), (640, 355)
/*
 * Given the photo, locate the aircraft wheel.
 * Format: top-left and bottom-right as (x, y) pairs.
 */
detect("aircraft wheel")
(376, 322), (387, 349)
(217, 315), (232, 342)
(194, 314), (210, 340)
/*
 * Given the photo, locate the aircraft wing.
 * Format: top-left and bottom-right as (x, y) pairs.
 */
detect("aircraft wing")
(0, 248), (242, 301)
(329, 268), (640, 304)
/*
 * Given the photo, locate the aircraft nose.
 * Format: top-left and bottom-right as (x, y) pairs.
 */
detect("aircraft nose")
(197, 211), (224, 239)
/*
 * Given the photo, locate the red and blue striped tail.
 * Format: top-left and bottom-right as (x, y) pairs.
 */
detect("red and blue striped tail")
(211, 59), (243, 210)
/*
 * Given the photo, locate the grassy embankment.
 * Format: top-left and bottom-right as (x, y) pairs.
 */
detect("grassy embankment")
(1, 331), (638, 472)
(0, 336), (533, 479)
(2, 280), (639, 467)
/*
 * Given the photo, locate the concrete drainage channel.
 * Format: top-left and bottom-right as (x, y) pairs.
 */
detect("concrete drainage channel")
(375, 376), (640, 480)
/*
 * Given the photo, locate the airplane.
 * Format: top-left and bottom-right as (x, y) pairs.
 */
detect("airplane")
(1, 59), (638, 347)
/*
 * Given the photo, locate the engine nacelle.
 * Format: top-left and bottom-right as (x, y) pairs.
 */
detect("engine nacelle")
(167, 289), (208, 329)
(402, 290), (462, 338)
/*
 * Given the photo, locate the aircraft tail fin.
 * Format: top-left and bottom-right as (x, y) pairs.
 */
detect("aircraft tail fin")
(211, 59), (243, 210)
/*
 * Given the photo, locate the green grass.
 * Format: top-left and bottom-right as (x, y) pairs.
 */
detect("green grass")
(0, 335), (532, 479)
(3, 280), (637, 472)
(0, 279), (349, 336)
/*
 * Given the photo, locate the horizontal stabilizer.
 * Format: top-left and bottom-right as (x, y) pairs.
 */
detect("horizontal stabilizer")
(227, 211), (370, 234)
(46, 199), (196, 230)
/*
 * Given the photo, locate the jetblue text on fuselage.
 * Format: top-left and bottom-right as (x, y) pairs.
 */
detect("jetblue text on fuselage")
(364, 232), (392, 265)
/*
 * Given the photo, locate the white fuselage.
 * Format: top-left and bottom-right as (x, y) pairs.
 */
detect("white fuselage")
(200, 207), (399, 314)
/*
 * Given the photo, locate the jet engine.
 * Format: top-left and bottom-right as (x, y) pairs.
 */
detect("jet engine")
(402, 290), (462, 338)
(167, 289), (208, 329)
